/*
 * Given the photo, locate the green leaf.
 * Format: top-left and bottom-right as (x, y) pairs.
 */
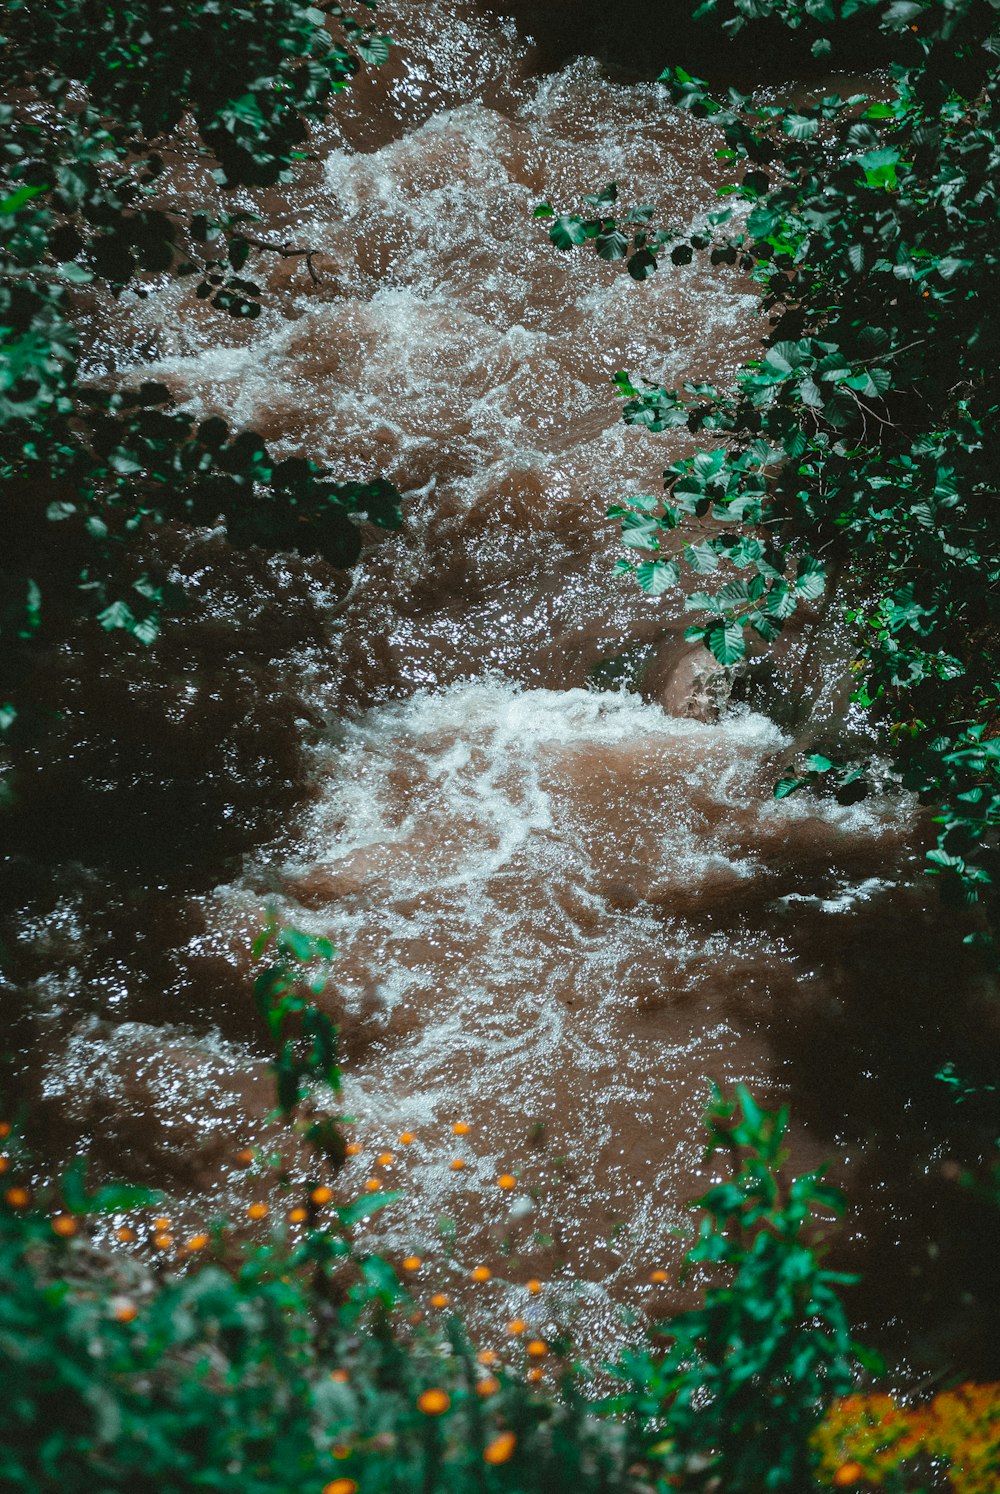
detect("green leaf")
(338, 1190), (402, 1227)
(686, 541), (721, 574)
(549, 216), (588, 250)
(782, 113), (818, 140)
(356, 34), (391, 64)
(704, 620), (745, 666)
(596, 229), (629, 262)
(636, 559), (680, 595)
(1, 183), (48, 214)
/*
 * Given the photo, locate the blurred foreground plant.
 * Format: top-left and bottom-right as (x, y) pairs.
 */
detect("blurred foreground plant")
(0, 965), (989, 1493)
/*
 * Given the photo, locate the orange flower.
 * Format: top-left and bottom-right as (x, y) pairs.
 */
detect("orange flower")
(477, 1349), (498, 1366)
(51, 1214), (77, 1238)
(484, 1431), (517, 1465)
(311, 1185), (333, 1205)
(526, 1339), (548, 1358)
(345, 1143), (361, 1157)
(832, 1465), (864, 1488)
(527, 1367), (544, 1384)
(398, 1132), (415, 1145)
(450, 1158), (466, 1172)
(153, 1216), (171, 1230)
(377, 1151), (394, 1166)
(323, 1481), (358, 1494)
(526, 1278), (541, 1295)
(0, 1122), (11, 1138)
(402, 1255), (422, 1271)
(497, 1174), (516, 1190)
(430, 1293), (449, 1308)
(0, 1157), (9, 1174)
(417, 1388), (450, 1416)
(247, 1202), (268, 1220)
(507, 1318), (526, 1336)
(235, 1148), (254, 1165)
(153, 1232), (173, 1250)
(185, 1233), (209, 1252)
(452, 1121), (470, 1135)
(364, 1178), (382, 1193)
(477, 1375), (501, 1397)
(115, 1225), (135, 1243)
(114, 1302), (138, 1324)
(330, 1368), (350, 1383)
(288, 1206), (308, 1224)
(649, 1269), (668, 1284)
(5, 1187), (29, 1209)
(471, 1265), (491, 1282)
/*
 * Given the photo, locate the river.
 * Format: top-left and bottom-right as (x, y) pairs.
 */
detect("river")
(8, 0), (1000, 1380)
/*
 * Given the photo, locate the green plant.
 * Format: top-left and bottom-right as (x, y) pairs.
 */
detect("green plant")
(605, 1086), (875, 1492)
(0, 0), (399, 750)
(537, 0), (1000, 930)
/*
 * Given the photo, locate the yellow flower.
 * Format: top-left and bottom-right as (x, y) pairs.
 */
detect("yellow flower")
(417, 1388), (450, 1416)
(483, 1431), (516, 1465)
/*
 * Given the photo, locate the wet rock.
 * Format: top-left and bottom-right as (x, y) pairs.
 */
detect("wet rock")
(652, 644), (736, 722)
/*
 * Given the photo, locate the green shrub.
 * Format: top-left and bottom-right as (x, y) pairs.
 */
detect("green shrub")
(536, 0), (1000, 934)
(0, 0), (398, 750)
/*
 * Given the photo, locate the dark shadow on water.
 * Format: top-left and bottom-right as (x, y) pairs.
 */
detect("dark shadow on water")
(763, 885), (1000, 1381)
(485, 0), (899, 88)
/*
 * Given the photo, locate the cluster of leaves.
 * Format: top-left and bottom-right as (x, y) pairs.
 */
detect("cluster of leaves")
(540, 0), (1000, 922)
(2, 0), (391, 186)
(691, 0), (996, 80)
(606, 1086), (873, 1492)
(251, 919), (353, 1164)
(0, 0), (397, 750)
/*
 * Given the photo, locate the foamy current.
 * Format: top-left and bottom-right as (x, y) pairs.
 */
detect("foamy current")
(207, 682), (909, 1345)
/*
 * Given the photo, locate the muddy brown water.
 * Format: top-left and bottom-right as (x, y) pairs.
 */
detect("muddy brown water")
(6, 0), (1000, 1381)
